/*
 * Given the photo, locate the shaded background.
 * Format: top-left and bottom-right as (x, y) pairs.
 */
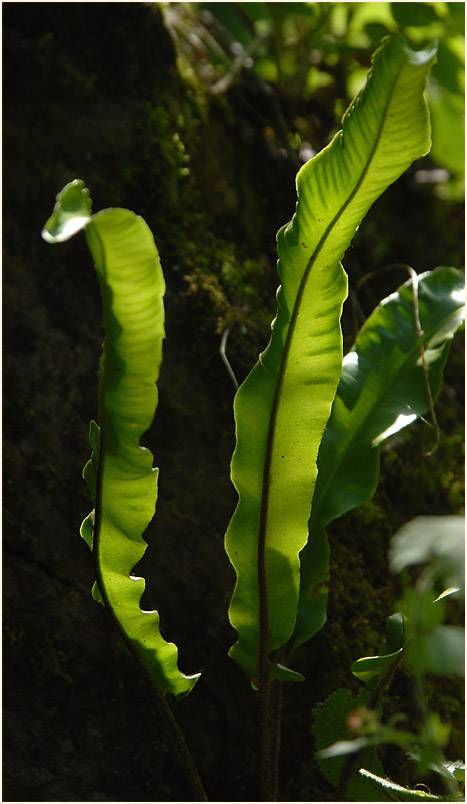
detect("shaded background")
(3, 3), (464, 801)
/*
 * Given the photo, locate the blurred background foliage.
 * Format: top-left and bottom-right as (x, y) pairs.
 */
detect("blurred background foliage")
(162, 1), (464, 199)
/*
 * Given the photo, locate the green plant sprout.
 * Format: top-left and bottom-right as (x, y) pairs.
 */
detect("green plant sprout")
(42, 32), (464, 802)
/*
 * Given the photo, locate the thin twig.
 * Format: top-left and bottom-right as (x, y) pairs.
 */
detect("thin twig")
(270, 679), (283, 800)
(406, 267), (440, 456)
(355, 264), (441, 455)
(220, 323), (239, 390)
(154, 691), (208, 802)
(211, 29), (270, 95)
(96, 595), (208, 801)
(259, 675), (274, 800)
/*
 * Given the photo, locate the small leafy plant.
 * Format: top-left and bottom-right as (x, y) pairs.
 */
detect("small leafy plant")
(42, 33), (464, 801)
(313, 515), (465, 801)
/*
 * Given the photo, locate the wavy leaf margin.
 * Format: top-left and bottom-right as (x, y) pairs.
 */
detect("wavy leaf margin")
(225, 32), (437, 682)
(43, 180), (199, 698)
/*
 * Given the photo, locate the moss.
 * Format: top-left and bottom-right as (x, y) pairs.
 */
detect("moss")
(123, 101), (197, 217)
(121, 89), (279, 382)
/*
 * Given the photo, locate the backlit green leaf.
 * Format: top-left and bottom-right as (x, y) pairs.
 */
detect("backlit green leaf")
(225, 32), (437, 681)
(359, 768), (441, 800)
(43, 180), (199, 698)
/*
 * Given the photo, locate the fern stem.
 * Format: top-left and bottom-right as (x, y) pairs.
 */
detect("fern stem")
(407, 267), (440, 456)
(259, 675), (274, 800)
(95, 575), (207, 801)
(220, 323), (239, 390)
(270, 679), (283, 800)
(259, 671), (283, 799)
(154, 690), (208, 802)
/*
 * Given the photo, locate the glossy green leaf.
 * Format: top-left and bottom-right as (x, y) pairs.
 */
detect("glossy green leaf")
(43, 180), (199, 698)
(225, 32), (437, 681)
(352, 613), (406, 686)
(385, 611), (406, 654)
(433, 587), (462, 602)
(447, 760), (465, 786)
(352, 649), (404, 686)
(42, 179), (92, 242)
(359, 769), (441, 800)
(293, 267), (465, 651)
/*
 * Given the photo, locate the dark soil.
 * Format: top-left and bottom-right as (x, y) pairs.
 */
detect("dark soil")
(3, 4), (464, 802)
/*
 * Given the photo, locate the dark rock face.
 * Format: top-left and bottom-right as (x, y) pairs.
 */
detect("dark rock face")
(3, 4), (463, 801)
